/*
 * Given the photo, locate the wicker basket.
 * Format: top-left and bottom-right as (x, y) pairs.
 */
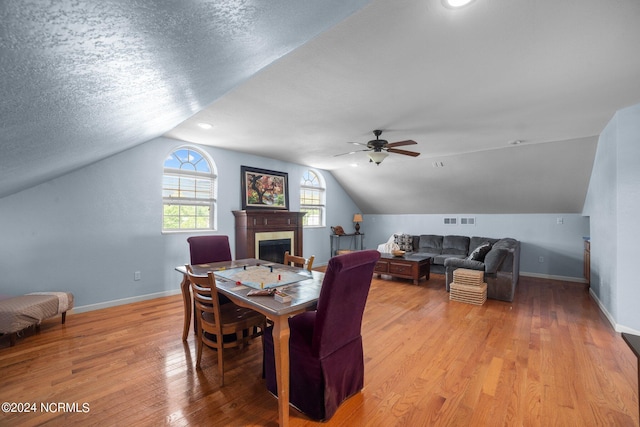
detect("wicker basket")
(450, 282), (487, 305)
(452, 268), (484, 286)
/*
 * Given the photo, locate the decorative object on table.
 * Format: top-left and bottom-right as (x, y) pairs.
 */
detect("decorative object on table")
(391, 249), (405, 257)
(353, 213), (363, 234)
(241, 166), (289, 210)
(331, 225), (345, 235)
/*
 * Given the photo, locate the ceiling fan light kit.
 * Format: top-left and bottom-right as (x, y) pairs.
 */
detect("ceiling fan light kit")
(336, 129), (420, 165)
(368, 151), (388, 165)
(442, 0), (475, 8)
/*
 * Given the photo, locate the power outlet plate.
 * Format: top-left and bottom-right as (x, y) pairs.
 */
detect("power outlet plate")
(134, 271), (141, 281)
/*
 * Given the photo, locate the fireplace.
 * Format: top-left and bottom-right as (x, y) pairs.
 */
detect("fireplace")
(233, 210), (306, 261)
(258, 238), (292, 264)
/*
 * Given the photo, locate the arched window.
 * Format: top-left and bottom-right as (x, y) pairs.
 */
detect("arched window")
(162, 147), (217, 231)
(300, 169), (325, 227)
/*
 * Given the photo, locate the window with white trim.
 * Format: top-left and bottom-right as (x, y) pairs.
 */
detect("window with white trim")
(300, 169), (325, 227)
(162, 147), (217, 231)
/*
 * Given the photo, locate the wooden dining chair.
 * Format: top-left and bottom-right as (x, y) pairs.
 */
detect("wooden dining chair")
(283, 251), (315, 272)
(186, 265), (266, 386)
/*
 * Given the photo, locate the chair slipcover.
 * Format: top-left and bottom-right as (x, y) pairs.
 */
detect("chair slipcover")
(187, 235), (232, 265)
(187, 235), (233, 305)
(264, 250), (381, 420)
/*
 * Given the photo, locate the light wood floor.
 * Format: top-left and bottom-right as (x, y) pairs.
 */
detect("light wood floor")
(1, 274), (638, 426)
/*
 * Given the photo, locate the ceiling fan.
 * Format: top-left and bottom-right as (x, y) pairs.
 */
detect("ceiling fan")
(337, 130), (420, 165)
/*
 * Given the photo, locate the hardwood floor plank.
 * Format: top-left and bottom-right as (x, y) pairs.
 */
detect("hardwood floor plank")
(1, 275), (638, 426)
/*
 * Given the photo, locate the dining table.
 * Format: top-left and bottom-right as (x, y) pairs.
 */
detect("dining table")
(176, 258), (324, 427)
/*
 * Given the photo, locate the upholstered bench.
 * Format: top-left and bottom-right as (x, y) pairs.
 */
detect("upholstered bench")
(0, 292), (74, 346)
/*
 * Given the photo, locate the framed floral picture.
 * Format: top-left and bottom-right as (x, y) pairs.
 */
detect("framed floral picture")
(241, 166), (289, 210)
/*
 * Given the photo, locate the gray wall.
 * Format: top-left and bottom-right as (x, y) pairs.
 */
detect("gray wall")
(362, 213), (589, 280)
(0, 136), (359, 310)
(583, 102), (640, 333)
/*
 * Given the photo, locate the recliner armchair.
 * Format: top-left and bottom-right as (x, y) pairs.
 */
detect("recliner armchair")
(263, 250), (381, 421)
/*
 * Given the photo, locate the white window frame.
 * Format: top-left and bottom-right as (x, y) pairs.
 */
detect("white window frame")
(162, 146), (218, 232)
(300, 169), (326, 228)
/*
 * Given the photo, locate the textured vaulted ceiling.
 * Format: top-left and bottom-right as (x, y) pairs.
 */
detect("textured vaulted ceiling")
(0, 0), (371, 197)
(2, 0), (640, 214)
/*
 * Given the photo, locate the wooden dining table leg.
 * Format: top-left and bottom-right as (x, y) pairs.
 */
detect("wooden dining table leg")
(180, 274), (192, 342)
(271, 315), (291, 427)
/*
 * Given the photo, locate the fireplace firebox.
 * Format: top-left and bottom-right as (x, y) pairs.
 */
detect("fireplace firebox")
(258, 238), (292, 264)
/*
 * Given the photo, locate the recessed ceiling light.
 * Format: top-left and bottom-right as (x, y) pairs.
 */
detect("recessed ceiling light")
(197, 122), (213, 130)
(442, 0), (475, 8)
(509, 140), (523, 145)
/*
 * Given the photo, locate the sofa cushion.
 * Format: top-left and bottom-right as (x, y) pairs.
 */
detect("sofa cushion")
(484, 248), (508, 274)
(434, 253), (466, 265)
(394, 234), (413, 251)
(418, 235), (443, 254)
(492, 238), (518, 250)
(444, 257), (485, 271)
(442, 235), (470, 255)
(467, 241), (492, 262)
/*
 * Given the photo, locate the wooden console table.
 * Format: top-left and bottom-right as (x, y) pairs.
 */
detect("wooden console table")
(330, 233), (364, 257)
(375, 253), (431, 285)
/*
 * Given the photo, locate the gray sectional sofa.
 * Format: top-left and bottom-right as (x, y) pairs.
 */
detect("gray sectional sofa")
(403, 234), (520, 302)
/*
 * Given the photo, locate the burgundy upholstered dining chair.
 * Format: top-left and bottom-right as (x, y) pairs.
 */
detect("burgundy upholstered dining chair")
(187, 235), (232, 265)
(263, 250), (381, 421)
(187, 235), (233, 305)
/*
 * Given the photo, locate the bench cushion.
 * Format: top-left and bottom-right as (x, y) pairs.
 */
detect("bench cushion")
(0, 293), (73, 334)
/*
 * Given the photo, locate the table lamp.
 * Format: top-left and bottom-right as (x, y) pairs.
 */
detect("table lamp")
(353, 213), (363, 234)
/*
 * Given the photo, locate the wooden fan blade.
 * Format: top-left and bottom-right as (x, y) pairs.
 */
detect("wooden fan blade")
(387, 148), (420, 157)
(387, 139), (417, 148)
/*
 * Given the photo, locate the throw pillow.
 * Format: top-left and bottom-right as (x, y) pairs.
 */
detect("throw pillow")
(467, 241), (492, 261)
(394, 234), (413, 252)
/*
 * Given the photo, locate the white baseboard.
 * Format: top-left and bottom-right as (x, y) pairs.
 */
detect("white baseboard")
(519, 271), (587, 283)
(588, 288), (617, 330)
(71, 289), (182, 314)
(588, 288), (640, 335)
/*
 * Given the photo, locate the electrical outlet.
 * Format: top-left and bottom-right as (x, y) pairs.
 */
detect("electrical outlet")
(538, 256), (544, 263)
(134, 271), (141, 281)
(557, 217), (564, 224)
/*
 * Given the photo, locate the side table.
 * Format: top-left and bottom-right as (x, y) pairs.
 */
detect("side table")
(330, 233), (364, 257)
